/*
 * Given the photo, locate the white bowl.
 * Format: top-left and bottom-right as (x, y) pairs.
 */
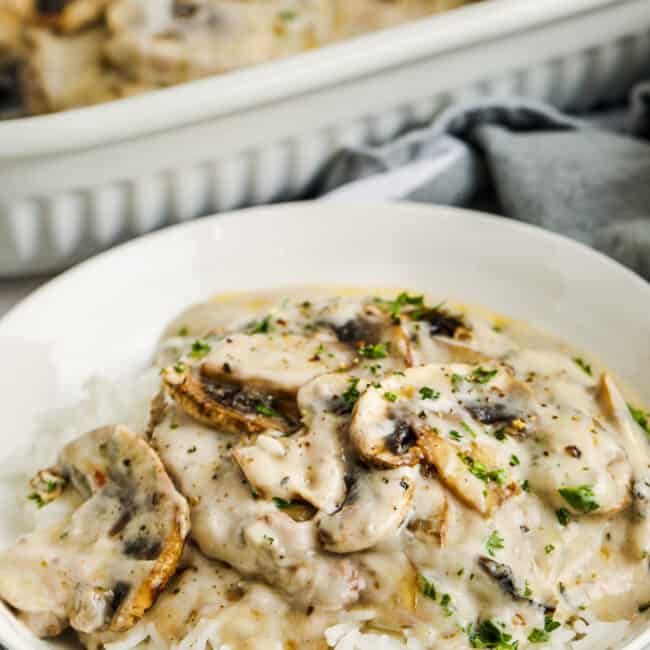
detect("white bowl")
(0, 201), (649, 649)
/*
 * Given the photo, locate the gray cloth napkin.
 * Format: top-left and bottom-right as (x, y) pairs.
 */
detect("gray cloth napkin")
(311, 83), (650, 281)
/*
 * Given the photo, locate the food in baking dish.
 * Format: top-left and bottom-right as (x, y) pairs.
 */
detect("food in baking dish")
(1, 288), (650, 649)
(0, 0), (478, 116)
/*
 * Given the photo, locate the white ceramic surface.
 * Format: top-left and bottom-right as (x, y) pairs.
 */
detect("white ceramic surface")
(0, 201), (649, 649)
(1, 0), (649, 275)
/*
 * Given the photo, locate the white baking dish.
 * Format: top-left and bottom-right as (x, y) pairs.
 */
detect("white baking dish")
(0, 0), (649, 276)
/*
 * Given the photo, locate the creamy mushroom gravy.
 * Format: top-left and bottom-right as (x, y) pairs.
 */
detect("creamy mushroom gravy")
(2, 287), (650, 650)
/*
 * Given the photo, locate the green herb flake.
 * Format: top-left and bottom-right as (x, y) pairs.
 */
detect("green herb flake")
(468, 619), (518, 649)
(272, 497), (291, 509)
(341, 378), (361, 412)
(451, 373), (464, 391)
(449, 430), (463, 442)
(249, 315), (273, 334)
(467, 367), (498, 384)
(528, 616), (561, 644)
(520, 479), (530, 492)
(383, 391), (398, 403)
(461, 421), (477, 438)
(558, 485), (599, 513)
(358, 343), (389, 359)
(486, 530), (504, 557)
(46, 480), (57, 493)
(189, 339), (211, 359)
(556, 507), (571, 526)
(187, 445), (197, 454)
(417, 574), (437, 601)
(573, 357), (593, 376)
(27, 493), (44, 508)
(419, 386), (440, 400)
(256, 404), (282, 418)
(544, 544), (555, 555)
(523, 581), (532, 598)
(628, 403), (650, 436)
(494, 427), (507, 441)
(173, 361), (187, 373)
(376, 292), (426, 322)
(509, 455), (520, 467)
(440, 593), (453, 617)
(277, 9), (297, 20)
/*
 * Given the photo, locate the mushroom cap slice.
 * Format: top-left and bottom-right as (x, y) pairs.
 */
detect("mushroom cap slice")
(419, 433), (517, 517)
(0, 425), (190, 636)
(233, 417), (347, 513)
(163, 333), (354, 435)
(317, 466), (417, 553)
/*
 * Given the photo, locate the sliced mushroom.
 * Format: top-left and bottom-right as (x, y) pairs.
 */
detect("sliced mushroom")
(477, 557), (554, 613)
(151, 406), (362, 611)
(0, 425), (190, 637)
(163, 333), (354, 434)
(419, 433), (517, 516)
(22, 26), (153, 115)
(316, 466), (417, 553)
(233, 415), (347, 513)
(598, 374), (650, 556)
(350, 363), (521, 468)
(35, 0), (111, 32)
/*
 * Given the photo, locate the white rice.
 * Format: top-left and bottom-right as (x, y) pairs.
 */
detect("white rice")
(0, 370), (636, 650)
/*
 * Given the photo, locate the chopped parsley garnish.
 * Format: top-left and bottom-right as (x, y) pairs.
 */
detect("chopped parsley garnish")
(528, 616), (561, 643)
(277, 9), (297, 20)
(440, 593), (453, 617)
(461, 421), (477, 438)
(449, 430), (463, 442)
(573, 357), (592, 376)
(486, 530), (504, 557)
(189, 339), (211, 359)
(523, 581), (532, 598)
(173, 361), (187, 373)
(27, 493), (44, 508)
(341, 378), (361, 412)
(558, 485), (599, 513)
(249, 314), (273, 334)
(177, 326), (189, 336)
(628, 403), (650, 436)
(468, 619), (518, 649)
(520, 479), (530, 492)
(460, 454), (506, 485)
(419, 386), (440, 400)
(272, 497), (292, 509)
(544, 544), (555, 555)
(383, 391), (398, 403)
(46, 480), (58, 493)
(509, 455), (520, 467)
(417, 574), (437, 600)
(311, 343), (325, 359)
(358, 343), (389, 359)
(187, 445), (197, 454)
(467, 367), (498, 384)
(556, 507), (571, 526)
(451, 373), (464, 390)
(376, 292), (425, 322)
(494, 427), (507, 441)
(256, 404), (282, 418)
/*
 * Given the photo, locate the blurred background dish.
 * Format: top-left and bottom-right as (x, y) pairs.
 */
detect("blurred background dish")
(0, 0), (648, 276)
